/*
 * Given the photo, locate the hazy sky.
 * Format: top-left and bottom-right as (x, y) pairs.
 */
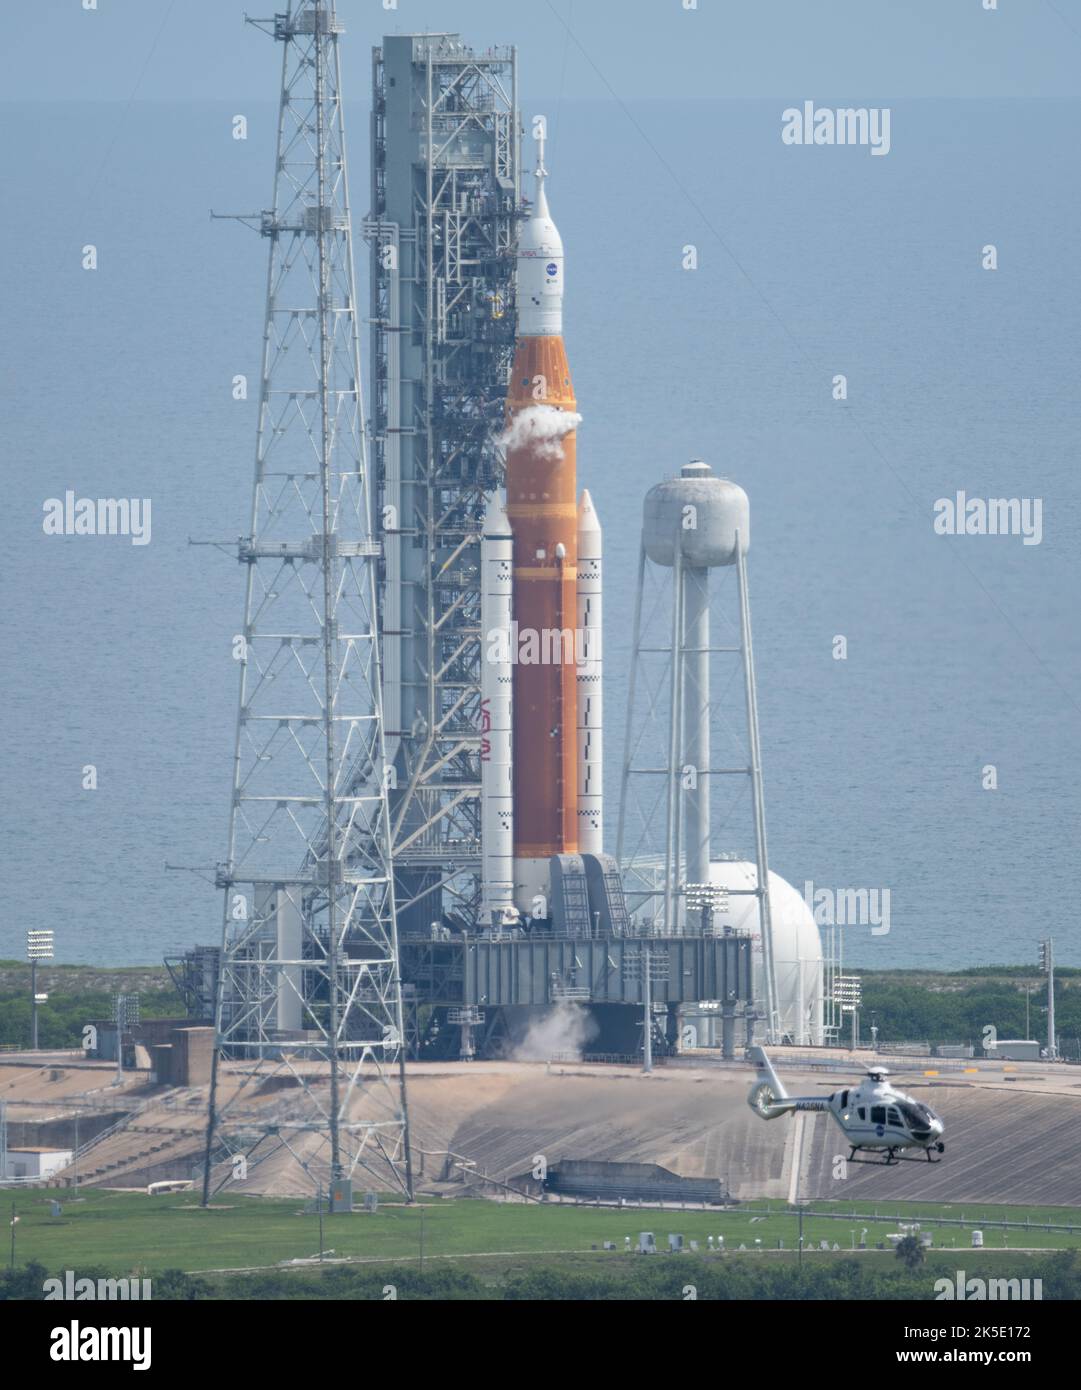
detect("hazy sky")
(3, 0), (1079, 103)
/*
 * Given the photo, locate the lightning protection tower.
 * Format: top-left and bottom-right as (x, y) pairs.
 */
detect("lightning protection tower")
(202, 1), (412, 1203)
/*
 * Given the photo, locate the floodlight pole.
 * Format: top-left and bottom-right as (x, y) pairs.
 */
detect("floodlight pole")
(113, 994), (137, 1088)
(27, 929), (54, 1052)
(643, 952), (653, 1075)
(115, 996), (124, 1087)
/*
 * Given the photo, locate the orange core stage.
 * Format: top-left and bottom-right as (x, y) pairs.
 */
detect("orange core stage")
(504, 334), (579, 862)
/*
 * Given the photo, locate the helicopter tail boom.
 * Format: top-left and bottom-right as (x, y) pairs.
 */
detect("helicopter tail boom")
(748, 1046), (788, 1100)
(747, 1046), (795, 1120)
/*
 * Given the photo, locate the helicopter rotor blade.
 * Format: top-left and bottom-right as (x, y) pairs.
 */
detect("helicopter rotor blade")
(812, 1077), (955, 1088)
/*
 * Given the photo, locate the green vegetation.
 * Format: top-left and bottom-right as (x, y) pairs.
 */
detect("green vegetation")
(894, 1234), (925, 1270)
(0, 963), (174, 994)
(2, 1190), (1080, 1286)
(0, 964), (181, 1051)
(856, 968), (1081, 1053)
(3, 1249), (1079, 1301)
(2, 962), (1077, 1052)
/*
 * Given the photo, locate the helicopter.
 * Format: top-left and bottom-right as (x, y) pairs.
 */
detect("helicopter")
(746, 1046), (946, 1165)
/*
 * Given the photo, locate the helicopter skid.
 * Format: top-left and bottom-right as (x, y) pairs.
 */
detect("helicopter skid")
(847, 1146), (942, 1167)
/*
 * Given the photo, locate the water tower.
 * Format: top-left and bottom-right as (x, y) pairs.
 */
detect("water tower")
(617, 461), (779, 1040)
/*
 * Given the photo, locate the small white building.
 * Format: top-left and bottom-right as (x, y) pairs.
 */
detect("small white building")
(3, 1147), (73, 1180)
(984, 1039), (1041, 1062)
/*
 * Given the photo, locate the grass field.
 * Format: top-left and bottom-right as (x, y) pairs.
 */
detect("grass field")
(5, 1189), (1081, 1277)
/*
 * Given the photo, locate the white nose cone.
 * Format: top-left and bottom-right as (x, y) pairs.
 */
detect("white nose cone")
(482, 490), (512, 539)
(577, 487), (600, 539)
(517, 136), (563, 337)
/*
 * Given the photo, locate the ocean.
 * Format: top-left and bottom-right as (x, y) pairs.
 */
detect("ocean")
(1, 97), (1077, 968)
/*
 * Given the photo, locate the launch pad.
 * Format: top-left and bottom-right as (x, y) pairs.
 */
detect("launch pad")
(181, 9), (803, 1204)
(400, 928), (754, 1058)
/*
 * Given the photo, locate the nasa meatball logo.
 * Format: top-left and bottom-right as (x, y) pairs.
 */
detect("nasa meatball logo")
(546, 262), (558, 277)
(875, 1124), (885, 1138)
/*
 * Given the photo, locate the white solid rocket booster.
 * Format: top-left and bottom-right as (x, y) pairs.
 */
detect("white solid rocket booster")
(576, 488), (603, 854)
(480, 492), (518, 925)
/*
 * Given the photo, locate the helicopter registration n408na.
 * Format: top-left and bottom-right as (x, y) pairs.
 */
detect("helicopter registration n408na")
(747, 1047), (946, 1165)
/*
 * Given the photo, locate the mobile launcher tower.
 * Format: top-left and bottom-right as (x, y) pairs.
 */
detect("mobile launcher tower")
(369, 32), (776, 1061)
(365, 34), (519, 941)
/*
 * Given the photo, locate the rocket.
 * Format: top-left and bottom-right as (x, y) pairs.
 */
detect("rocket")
(482, 132), (602, 921)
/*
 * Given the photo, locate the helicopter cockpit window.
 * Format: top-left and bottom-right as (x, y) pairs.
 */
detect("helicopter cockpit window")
(898, 1102), (935, 1132)
(870, 1105), (886, 1125)
(887, 1107), (902, 1127)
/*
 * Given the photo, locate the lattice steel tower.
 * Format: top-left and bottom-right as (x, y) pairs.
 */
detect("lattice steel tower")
(202, 1), (412, 1202)
(366, 35), (521, 936)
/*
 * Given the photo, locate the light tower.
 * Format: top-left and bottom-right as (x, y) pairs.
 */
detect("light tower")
(26, 930), (53, 1052)
(202, 1), (412, 1203)
(617, 461), (780, 1040)
(1039, 938), (1057, 1060)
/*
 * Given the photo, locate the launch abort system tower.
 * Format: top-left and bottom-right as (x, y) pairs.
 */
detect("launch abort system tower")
(366, 35), (521, 934)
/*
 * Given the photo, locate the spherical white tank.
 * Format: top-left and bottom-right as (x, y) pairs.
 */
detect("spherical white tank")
(642, 460), (749, 569)
(706, 860), (824, 1046)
